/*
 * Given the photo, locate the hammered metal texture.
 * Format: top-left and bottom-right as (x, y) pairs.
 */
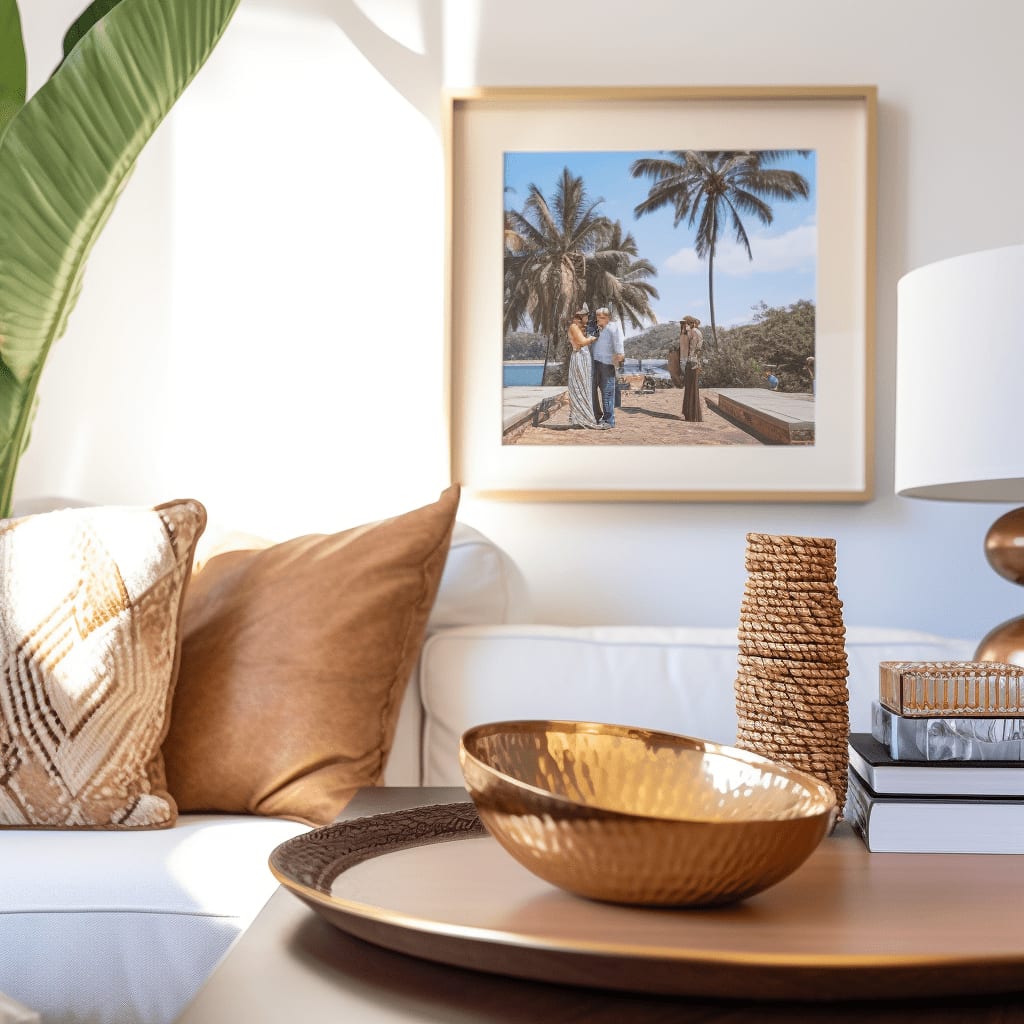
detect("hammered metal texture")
(460, 720), (836, 907)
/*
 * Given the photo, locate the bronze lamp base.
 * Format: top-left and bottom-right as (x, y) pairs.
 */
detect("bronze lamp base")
(975, 507), (1024, 667)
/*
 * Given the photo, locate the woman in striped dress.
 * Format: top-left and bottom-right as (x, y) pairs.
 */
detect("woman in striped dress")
(567, 311), (603, 429)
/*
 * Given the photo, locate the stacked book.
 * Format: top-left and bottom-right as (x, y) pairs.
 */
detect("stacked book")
(846, 660), (1024, 853)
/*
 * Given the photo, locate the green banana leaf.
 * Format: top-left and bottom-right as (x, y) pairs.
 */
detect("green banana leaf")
(0, 0), (240, 516)
(0, 0), (25, 138)
(63, 0), (126, 61)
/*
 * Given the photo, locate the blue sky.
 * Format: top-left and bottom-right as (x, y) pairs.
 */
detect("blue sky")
(504, 149), (817, 337)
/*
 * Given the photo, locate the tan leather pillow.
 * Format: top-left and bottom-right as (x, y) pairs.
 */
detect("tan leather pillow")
(163, 485), (460, 826)
(0, 499), (206, 829)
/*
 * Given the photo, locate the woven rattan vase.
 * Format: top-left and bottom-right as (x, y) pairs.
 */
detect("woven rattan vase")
(734, 533), (850, 814)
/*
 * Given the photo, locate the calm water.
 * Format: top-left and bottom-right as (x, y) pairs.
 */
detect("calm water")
(503, 363), (544, 386)
(503, 359), (669, 387)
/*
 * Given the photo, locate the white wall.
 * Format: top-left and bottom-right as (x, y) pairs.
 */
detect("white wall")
(14, 0), (1024, 643)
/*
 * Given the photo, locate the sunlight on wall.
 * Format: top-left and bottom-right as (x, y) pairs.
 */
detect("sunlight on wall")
(15, 2), (465, 555)
(15, 2), (449, 537)
(160, 5), (447, 535)
(442, 0), (481, 84)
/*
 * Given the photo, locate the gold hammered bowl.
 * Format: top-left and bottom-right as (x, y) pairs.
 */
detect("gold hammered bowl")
(459, 720), (837, 907)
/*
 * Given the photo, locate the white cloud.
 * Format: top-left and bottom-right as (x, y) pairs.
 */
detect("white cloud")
(665, 222), (817, 278)
(665, 249), (704, 275)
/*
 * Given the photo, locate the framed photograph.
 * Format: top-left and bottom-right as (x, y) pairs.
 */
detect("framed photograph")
(445, 87), (876, 501)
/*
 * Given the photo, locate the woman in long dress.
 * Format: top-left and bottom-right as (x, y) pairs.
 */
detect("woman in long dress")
(567, 311), (603, 429)
(680, 315), (704, 422)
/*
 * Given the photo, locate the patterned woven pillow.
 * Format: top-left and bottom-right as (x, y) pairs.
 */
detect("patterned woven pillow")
(0, 499), (206, 829)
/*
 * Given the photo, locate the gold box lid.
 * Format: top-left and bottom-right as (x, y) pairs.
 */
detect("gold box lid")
(879, 660), (1024, 717)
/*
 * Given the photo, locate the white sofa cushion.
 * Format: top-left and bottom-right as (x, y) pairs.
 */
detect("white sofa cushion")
(385, 523), (529, 785)
(428, 522), (530, 628)
(0, 815), (307, 1024)
(419, 625), (975, 786)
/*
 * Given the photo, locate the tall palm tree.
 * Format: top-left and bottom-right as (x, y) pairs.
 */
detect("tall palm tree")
(503, 168), (610, 384)
(630, 150), (810, 346)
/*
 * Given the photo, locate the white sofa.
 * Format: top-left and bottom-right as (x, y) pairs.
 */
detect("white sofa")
(0, 524), (973, 1024)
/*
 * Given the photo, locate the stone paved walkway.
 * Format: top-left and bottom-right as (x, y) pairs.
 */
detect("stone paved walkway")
(505, 387), (763, 446)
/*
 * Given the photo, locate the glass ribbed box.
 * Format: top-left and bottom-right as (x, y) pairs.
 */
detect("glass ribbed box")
(878, 660), (1024, 718)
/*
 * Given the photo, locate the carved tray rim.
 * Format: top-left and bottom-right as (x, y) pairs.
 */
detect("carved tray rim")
(268, 802), (1024, 1002)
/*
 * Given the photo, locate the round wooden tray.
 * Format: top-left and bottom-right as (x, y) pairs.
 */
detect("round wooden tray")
(269, 802), (1024, 1002)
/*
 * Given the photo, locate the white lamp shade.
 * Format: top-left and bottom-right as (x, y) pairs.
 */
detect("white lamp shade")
(896, 244), (1024, 501)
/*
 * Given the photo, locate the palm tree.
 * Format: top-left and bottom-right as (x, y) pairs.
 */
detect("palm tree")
(503, 168), (610, 384)
(585, 220), (660, 336)
(630, 150), (810, 346)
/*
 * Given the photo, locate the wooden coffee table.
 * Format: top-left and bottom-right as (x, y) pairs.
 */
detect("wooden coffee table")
(175, 787), (1024, 1023)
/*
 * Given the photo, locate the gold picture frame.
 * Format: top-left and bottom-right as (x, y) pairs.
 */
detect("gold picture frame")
(445, 86), (876, 502)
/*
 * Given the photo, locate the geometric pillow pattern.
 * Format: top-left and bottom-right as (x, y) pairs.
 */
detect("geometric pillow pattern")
(0, 499), (206, 828)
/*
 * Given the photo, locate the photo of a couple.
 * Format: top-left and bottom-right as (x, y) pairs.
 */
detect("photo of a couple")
(566, 306), (619, 430)
(502, 148), (818, 448)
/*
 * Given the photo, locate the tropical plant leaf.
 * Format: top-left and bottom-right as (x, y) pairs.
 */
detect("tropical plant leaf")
(0, 0), (26, 139)
(62, 0), (126, 60)
(0, 0), (240, 515)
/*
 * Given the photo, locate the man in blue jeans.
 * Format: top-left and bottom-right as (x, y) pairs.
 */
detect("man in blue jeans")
(592, 307), (624, 427)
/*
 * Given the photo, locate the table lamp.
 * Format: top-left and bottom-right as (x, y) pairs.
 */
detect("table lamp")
(895, 243), (1024, 665)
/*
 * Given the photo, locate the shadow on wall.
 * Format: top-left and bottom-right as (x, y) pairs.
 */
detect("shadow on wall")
(255, 0), (450, 128)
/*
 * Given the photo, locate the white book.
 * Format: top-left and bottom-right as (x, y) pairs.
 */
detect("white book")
(846, 769), (1024, 854)
(848, 733), (1024, 797)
